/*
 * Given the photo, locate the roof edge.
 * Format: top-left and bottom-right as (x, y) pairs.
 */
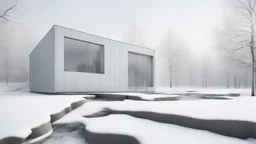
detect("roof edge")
(54, 24), (155, 51)
(29, 25), (55, 56)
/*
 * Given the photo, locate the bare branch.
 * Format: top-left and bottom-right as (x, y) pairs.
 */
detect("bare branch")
(0, 0), (21, 24)
(2, 0), (19, 16)
(228, 55), (252, 64)
(237, 63), (253, 69)
(230, 29), (252, 34)
(228, 33), (247, 40)
(0, 15), (21, 24)
(232, 44), (250, 52)
(236, 23), (252, 28)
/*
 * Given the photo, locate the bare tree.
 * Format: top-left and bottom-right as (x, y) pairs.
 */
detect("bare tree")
(0, 0), (19, 22)
(222, 0), (256, 96)
(0, 0), (19, 84)
(159, 32), (187, 88)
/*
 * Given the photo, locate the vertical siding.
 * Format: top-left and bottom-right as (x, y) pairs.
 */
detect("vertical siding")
(64, 72), (77, 92)
(122, 44), (129, 91)
(109, 40), (115, 91)
(101, 39), (111, 92)
(77, 72), (86, 92)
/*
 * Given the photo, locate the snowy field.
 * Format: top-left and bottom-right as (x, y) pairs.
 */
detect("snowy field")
(0, 95), (86, 140)
(98, 92), (180, 100)
(0, 83), (94, 142)
(56, 97), (256, 122)
(84, 115), (253, 144)
(0, 82), (29, 93)
(55, 105), (256, 144)
(55, 96), (256, 144)
(1, 83), (256, 144)
(156, 87), (251, 96)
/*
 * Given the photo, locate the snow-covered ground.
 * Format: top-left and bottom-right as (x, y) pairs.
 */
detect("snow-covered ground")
(0, 82), (29, 93)
(0, 83), (94, 142)
(1, 83), (256, 143)
(0, 95), (86, 140)
(54, 96), (256, 144)
(156, 87), (251, 96)
(41, 123), (86, 144)
(55, 114), (255, 144)
(98, 92), (179, 100)
(56, 97), (256, 123)
(84, 114), (253, 144)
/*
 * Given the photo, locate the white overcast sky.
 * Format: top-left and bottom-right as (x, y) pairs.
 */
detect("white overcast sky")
(15, 0), (224, 55)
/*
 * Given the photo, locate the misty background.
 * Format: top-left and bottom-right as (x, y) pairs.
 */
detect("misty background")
(0, 0), (251, 88)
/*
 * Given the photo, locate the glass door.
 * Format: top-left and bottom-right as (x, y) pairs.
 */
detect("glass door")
(128, 52), (153, 92)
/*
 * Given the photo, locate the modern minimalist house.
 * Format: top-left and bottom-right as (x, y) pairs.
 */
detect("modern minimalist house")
(29, 25), (155, 93)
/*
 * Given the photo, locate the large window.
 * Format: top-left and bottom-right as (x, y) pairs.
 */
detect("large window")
(64, 37), (104, 74)
(128, 52), (153, 91)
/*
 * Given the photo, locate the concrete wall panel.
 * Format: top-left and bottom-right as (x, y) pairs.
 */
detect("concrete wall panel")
(29, 27), (55, 93)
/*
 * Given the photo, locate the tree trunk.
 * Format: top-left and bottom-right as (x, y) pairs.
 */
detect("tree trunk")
(6, 56), (8, 85)
(254, 66), (256, 92)
(254, 67), (256, 90)
(238, 76), (240, 88)
(250, 21), (255, 96)
(227, 72), (230, 88)
(250, 37), (255, 96)
(234, 76), (237, 88)
(245, 68), (247, 88)
(5, 43), (8, 85)
(170, 74), (172, 88)
(251, 63), (255, 96)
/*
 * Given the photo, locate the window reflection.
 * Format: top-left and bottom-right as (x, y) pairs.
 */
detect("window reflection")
(128, 52), (153, 90)
(64, 37), (104, 74)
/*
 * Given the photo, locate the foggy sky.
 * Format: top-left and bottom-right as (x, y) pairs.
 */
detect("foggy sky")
(15, 0), (224, 52)
(1, 0), (240, 87)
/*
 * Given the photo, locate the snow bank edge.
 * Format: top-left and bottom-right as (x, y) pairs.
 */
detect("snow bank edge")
(106, 109), (256, 139)
(0, 99), (86, 144)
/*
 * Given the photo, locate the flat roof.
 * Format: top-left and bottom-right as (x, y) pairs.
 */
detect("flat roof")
(30, 25), (155, 56)
(54, 25), (154, 51)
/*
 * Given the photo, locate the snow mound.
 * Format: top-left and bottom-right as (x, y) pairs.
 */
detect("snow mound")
(0, 95), (87, 140)
(56, 97), (256, 123)
(84, 114), (251, 144)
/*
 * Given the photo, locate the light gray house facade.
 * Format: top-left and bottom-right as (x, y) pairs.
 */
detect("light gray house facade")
(29, 25), (155, 93)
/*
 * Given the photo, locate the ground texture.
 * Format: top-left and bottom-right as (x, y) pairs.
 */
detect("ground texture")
(1, 83), (256, 144)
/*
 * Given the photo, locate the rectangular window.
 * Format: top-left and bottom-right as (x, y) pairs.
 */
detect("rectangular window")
(64, 37), (104, 74)
(128, 52), (153, 91)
